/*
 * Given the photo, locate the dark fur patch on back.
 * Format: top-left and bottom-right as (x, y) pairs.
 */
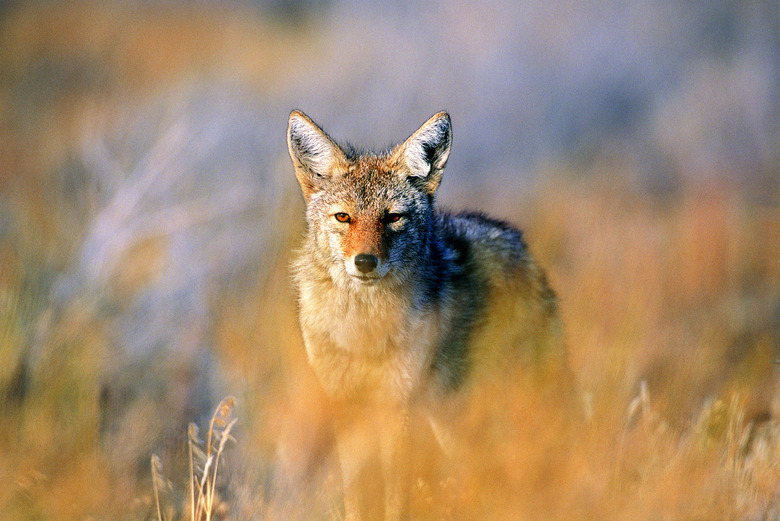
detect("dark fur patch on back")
(445, 210), (526, 247)
(426, 210), (530, 391)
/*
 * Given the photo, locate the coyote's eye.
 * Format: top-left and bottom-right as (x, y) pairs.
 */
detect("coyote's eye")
(384, 213), (404, 224)
(334, 212), (351, 223)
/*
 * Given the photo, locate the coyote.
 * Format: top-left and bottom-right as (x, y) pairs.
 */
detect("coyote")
(287, 110), (566, 521)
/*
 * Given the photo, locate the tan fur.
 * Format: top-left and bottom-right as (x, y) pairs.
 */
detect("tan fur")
(287, 110), (567, 521)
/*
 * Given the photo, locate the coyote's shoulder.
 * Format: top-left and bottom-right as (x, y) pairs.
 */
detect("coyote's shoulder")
(287, 109), (565, 521)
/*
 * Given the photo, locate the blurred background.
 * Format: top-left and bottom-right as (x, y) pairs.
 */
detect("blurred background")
(1, 1), (778, 520)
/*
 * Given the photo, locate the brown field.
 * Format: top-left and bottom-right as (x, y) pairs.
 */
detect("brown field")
(1, 3), (778, 520)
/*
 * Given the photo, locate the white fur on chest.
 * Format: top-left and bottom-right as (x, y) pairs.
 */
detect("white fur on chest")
(297, 276), (440, 402)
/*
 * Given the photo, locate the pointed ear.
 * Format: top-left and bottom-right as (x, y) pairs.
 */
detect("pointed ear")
(287, 110), (345, 200)
(393, 111), (451, 195)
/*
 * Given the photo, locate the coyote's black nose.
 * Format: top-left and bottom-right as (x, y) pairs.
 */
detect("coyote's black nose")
(354, 254), (378, 273)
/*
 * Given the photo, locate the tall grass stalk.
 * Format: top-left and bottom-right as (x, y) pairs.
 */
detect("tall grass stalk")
(191, 397), (237, 521)
(151, 455), (166, 521)
(152, 397), (237, 521)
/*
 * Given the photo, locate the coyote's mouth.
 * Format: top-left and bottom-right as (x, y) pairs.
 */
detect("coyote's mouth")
(350, 274), (382, 285)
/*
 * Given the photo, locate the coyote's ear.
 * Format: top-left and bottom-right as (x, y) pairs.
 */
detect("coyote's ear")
(394, 111), (451, 195)
(287, 110), (345, 200)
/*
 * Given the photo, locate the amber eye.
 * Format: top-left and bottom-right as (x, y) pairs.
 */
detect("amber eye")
(385, 213), (403, 223)
(334, 212), (350, 223)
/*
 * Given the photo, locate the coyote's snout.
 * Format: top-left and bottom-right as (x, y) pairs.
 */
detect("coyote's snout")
(340, 212), (391, 281)
(287, 109), (566, 521)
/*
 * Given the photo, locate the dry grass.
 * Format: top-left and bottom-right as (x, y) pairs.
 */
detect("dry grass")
(0, 2), (778, 520)
(151, 396), (237, 521)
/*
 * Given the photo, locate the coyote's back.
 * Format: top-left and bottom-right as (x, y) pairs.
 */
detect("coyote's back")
(287, 109), (566, 521)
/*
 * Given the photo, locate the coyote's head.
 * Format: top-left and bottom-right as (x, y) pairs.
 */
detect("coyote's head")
(287, 110), (451, 286)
